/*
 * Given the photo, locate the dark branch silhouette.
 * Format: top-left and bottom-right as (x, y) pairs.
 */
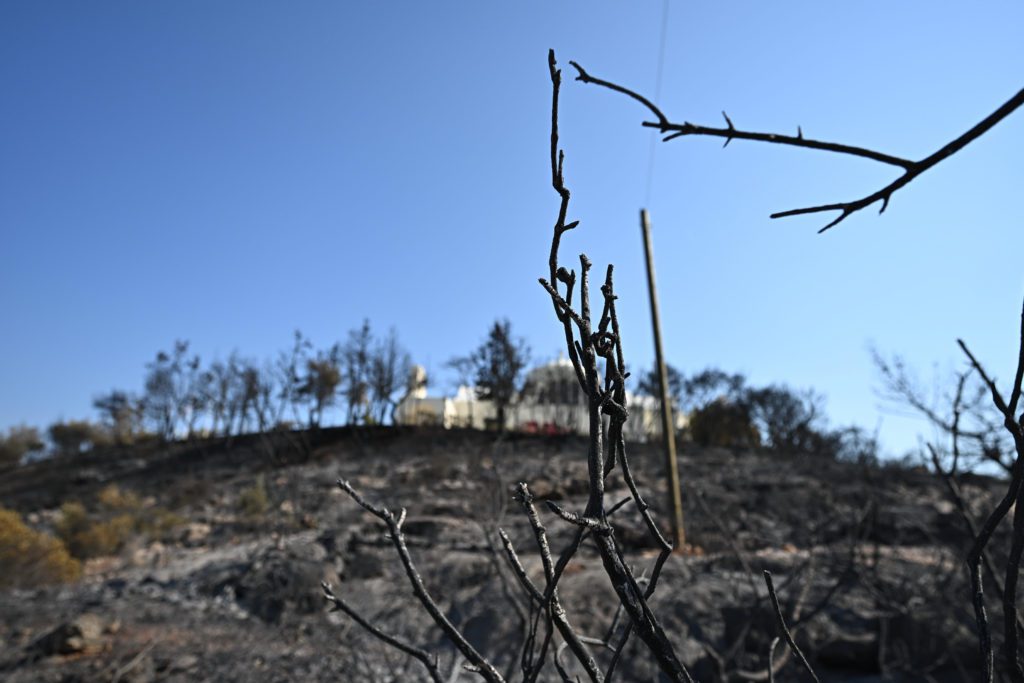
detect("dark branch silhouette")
(763, 571), (820, 683)
(955, 298), (1024, 683)
(321, 581), (444, 683)
(569, 60), (1024, 233)
(329, 479), (506, 682)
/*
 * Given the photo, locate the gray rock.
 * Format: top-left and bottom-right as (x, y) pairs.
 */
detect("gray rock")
(31, 613), (105, 656)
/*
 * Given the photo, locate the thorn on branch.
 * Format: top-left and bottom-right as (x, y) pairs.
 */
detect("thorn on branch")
(722, 111), (735, 147)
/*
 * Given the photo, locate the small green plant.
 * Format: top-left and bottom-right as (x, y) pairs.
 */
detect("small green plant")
(97, 483), (142, 512)
(238, 474), (269, 517)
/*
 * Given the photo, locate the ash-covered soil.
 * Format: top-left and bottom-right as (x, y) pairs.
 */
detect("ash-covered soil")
(0, 428), (1004, 681)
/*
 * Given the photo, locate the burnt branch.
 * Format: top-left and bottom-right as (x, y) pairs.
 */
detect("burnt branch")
(872, 347), (1013, 473)
(334, 479), (506, 682)
(540, 49), (694, 683)
(514, 483), (604, 683)
(322, 582), (445, 683)
(763, 571), (821, 683)
(497, 528), (545, 605)
(955, 302), (1024, 683)
(766, 637), (781, 683)
(569, 60), (1024, 233)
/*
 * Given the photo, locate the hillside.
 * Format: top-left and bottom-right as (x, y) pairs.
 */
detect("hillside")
(0, 428), (1004, 682)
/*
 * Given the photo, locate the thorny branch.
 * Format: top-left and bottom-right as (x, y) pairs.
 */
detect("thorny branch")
(538, 49), (695, 683)
(569, 60), (1024, 233)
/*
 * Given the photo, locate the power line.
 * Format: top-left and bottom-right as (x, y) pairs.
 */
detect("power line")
(638, 0), (671, 205)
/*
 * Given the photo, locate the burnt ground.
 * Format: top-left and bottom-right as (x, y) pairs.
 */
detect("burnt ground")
(0, 427), (1007, 682)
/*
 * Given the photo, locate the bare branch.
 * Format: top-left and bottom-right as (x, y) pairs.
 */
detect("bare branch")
(543, 50), (692, 683)
(1009, 296), (1024, 419)
(767, 637), (780, 683)
(497, 528), (545, 605)
(763, 571), (820, 683)
(322, 581), (444, 683)
(336, 479), (506, 682)
(545, 500), (610, 533)
(570, 60), (1024, 232)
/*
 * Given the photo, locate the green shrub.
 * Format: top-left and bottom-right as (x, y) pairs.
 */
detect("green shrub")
(48, 420), (106, 456)
(0, 425), (44, 467)
(238, 474), (269, 517)
(56, 486), (184, 558)
(97, 484), (142, 512)
(687, 400), (760, 449)
(0, 506), (80, 588)
(56, 501), (134, 559)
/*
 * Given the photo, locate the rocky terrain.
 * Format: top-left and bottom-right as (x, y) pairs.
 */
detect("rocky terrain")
(0, 427), (1005, 681)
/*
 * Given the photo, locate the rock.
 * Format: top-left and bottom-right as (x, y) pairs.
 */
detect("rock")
(401, 517), (448, 540)
(131, 541), (166, 567)
(285, 538), (327, 563)
(118, 653), (157, 683)
(180, 522), (212, 546)
(346, 548), (383, 579)
(32, 613), (105, 656)
(525, 476), (566, 501)
(194, 540), (337, 623)
(817, 627), (880, 672)
(168, 654), (200, 672)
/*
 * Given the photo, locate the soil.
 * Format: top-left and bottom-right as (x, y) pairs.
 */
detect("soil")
(0, 427), (1005, 681)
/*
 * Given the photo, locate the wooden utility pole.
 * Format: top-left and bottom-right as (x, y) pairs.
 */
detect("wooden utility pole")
(640, 209), (686, 549)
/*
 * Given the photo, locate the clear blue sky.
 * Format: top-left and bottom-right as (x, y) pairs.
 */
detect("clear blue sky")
(2, 2), (1022, 458)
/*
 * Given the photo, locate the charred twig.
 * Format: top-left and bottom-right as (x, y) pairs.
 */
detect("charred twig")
(763, 570), (820, 683)
(542, 50), (693, 683)
(322, 582), (445, 683)
(481, 527), (530, 627)
(766, 637), (780, 683)
(514, 483), (604, 682)
(497, 528), (545, 605)
(333, 479), (506, 682)
(928, 443), (1024, 636)
(956, 309), (1024, 683)
(569, 60), (1024, 233)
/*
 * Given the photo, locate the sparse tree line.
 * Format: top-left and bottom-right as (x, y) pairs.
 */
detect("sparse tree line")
(0, 320), (415, 466)
(1, 312), (882, 467)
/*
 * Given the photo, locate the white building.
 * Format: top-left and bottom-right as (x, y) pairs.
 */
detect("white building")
(394, 358), (684, 442)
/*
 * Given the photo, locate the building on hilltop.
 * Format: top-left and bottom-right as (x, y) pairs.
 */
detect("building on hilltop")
(394, 357), (684, 442)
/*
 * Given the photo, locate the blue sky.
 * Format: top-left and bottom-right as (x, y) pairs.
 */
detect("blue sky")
(2, 2), (1022, 457)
